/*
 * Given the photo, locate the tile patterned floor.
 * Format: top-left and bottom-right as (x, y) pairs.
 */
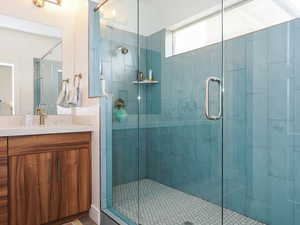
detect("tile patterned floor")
(80, 217), (97, 225)
(63, 220), (82, 225)
(63, 217), (97, 225)
(113, 179), (266, 225)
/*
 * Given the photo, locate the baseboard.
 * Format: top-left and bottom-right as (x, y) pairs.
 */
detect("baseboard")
(89, 204), (101, 225)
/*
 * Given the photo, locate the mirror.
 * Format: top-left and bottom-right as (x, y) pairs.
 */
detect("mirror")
(0, 14), (63, 116)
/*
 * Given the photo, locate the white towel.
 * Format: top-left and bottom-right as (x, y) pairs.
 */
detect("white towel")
(56, 81), (69, 108)
(68, 75), (81, 107)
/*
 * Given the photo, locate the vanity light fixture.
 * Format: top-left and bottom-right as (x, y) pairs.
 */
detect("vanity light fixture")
(33, 0), (62, 8)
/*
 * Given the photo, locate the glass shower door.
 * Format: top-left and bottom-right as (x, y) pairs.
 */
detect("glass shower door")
(137, 1), (224, 225)
(96, 0), (225, 224)
(94, 0), (141, 224)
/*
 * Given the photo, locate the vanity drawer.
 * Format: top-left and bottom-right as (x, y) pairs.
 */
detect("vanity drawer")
(0, 138), (7, 158)
(8, 132), (91, 156)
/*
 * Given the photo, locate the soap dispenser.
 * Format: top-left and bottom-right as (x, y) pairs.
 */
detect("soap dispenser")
(114, 98), (128, 122)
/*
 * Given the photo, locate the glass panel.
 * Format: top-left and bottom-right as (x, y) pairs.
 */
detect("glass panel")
(138, 1), (223, 224)
(34, 41), (62, 115)
(95, 0), (141, 224)
(224, 0), (300, 224)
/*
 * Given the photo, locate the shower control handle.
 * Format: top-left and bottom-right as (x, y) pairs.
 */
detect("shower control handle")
(205, 76), (222, 120)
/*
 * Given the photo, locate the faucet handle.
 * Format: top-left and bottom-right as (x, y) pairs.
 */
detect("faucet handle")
(36, 107), (47, 118)
(36, 107), (41, 115)
(36, 107), (47, 125)
(36, 107), (42, 115)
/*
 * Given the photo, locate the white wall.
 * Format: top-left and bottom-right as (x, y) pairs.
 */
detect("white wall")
(70, 3), (101, 223)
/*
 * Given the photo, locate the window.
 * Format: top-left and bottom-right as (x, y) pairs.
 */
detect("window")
(170, 0), (300, 56)
(172, 14), (222, 55)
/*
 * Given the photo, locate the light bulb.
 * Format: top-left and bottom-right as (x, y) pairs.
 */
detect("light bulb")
(33, 0), (45, 7)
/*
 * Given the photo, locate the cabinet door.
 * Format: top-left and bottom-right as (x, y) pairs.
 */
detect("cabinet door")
(9, 152), (60, 225)
(58, 148), (91, 219)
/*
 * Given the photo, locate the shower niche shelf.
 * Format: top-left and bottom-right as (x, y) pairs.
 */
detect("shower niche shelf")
(133, 80), (159, 85)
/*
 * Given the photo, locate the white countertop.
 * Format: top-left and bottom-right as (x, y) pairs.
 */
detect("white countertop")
(0, 125), (95, 137)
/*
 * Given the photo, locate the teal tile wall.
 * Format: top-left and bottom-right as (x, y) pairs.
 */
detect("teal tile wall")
(112, 128), (147, 185)
(224, 19), (300, 224)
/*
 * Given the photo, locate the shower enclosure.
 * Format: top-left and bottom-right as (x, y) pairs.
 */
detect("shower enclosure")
(89, 0), (300, 224)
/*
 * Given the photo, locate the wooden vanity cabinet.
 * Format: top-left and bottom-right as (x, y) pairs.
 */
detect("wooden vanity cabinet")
(7, 132), (91, 225)
(0, 138), (8, 225)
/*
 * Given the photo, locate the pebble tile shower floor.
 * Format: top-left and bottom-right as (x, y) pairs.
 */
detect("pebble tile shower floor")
(113, 179), (265, 225)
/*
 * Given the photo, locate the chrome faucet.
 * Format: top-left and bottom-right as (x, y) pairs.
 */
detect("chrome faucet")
(36, 107), (47, 125)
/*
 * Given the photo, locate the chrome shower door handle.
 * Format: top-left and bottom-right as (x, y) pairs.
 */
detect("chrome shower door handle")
(205, 76), (222, 120)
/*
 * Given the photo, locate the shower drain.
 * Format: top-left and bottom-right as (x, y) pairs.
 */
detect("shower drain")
(183, 222), (194, 225)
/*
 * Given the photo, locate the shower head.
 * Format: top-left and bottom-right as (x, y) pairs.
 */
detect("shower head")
(118, 46), (129, 55)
